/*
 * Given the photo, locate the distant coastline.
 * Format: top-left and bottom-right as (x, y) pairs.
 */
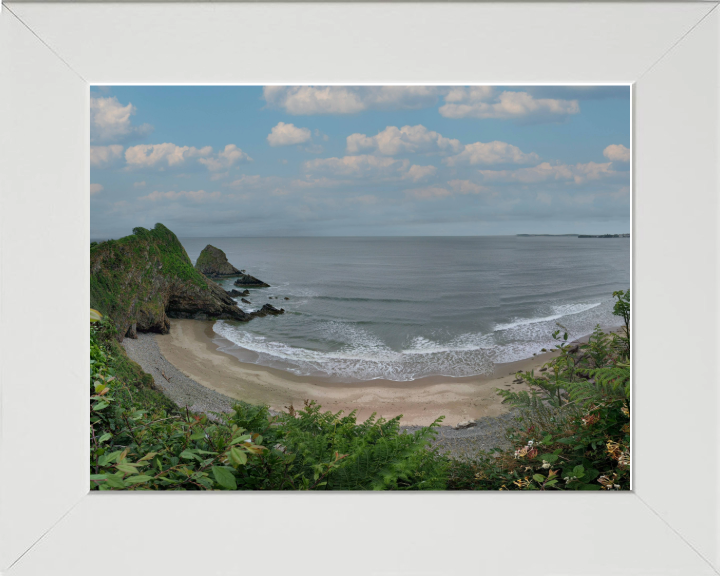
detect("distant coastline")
(517, 233), (630, 238)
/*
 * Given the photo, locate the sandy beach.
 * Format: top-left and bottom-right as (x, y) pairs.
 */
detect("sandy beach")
(151, 318), (565, 427)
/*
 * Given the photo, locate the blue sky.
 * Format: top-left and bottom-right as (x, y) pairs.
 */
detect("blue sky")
(90, 86), (630, 238)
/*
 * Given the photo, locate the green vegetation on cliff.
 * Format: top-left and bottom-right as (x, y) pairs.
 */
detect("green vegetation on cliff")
(91, 223), (249, 341)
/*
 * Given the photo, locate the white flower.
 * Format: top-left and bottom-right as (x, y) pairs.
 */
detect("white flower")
(528, 440), (534, 446)
(541, 460), (551, 469)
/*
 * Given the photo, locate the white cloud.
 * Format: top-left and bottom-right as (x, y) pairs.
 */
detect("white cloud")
(305, 155), (440, 184)
(267, 122), (312, 146)
(347, 125), (462, 156)
(403, 164), (437, 182)
(90, 183), (104, 195)
(125, 143), (211, 168)
(305, 155), (411, 178)
(140, 190), (222, 202)
(90, 96), (153, 142)
(198, 144), (252, 171)
(90, 145), (124, 168)
(225, 175), (269, 189)
(133, 181), (146, 188)
(124, 143), (250, 171)
(444, 141), (540, 166)
(478, 161), (619, 184)
(404, 179), (489, 201)
(263, 86), (441, 115)
(439, 88), (580, 122)
(603, 144), (630, 163)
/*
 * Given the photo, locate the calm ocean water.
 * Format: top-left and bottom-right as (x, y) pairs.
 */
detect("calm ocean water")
(181, 237), (630, 382)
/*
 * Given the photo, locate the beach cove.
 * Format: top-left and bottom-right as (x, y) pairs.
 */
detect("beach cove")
(132, 318), (564, 427)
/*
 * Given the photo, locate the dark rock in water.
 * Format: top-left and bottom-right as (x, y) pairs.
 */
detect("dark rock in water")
(253, 303), (284, 317)
(226, 289), (249, 297)
(284, 297), (289, 300)
(90, 223), (252, 342)
(194, 245), (243, 278)
(241, 298), (251, 304)
(234, 273), (270, 288)
(268, 296), (273, 299)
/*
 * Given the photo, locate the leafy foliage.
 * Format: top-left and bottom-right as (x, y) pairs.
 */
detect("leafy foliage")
(90, 318), (446, 491)
(448, 289), (631, 491)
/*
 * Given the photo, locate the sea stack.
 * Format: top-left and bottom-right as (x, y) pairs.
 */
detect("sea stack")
(194, 245), (243, 278)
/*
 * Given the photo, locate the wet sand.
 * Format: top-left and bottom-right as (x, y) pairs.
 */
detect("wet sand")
(154, 319), (565, 427)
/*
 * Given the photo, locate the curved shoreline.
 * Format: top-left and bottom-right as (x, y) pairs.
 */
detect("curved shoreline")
(151, 319), (567, 427)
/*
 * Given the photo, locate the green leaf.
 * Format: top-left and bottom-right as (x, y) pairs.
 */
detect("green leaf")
(190, 431), (206, 440)
(180, 450), (200, 460)
(98, 433), (112, 444)
(116, 463), (138, 475)
(99, 450), (122, 466)
(579, 484), (602, 490)
(229, 434), (251, 446)
(572, 465), (585, 478)
(92, 402), (109, 411)
(124, 475), (154, 485)
(104, 473), (126, 489)
(539, 453), (558, 463)
(532, 474), (545, 483)
(212, 466), (237, 490)
(229, 446), (247, 466)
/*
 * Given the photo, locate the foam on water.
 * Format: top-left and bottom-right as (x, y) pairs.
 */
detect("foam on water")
(213, 298), (617, 382)
(494, 302), (601, 331)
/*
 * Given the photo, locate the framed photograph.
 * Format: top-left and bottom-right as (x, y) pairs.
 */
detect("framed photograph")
(1, 2), (717, 575)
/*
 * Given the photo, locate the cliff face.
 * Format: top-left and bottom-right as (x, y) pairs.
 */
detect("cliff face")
(91, 224), (252, 341)
(194, 245), (242, 278)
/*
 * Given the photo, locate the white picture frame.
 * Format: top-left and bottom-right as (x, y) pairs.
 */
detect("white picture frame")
(0, 2), (718, 575)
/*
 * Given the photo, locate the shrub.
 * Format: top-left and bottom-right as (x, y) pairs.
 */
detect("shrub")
(90, 318), (446, 491)
(447, 290), (631, 491)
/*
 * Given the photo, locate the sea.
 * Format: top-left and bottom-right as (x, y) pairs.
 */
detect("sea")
(180, 236), (630, 383)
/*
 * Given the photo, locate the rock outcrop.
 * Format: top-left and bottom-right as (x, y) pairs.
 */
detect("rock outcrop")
(234, 273), (270, 288)
(226, 289), (250, 297)
(254, 304), (285, 316)
(194, 245), (243, 278)
(91, 224), (253, 342)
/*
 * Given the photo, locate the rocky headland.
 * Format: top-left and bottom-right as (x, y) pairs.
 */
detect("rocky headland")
(90, 224), (281, 342)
